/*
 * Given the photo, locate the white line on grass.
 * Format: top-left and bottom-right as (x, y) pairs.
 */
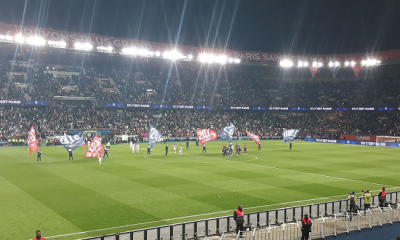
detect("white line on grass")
(183, 153), (399, 188)
(42, 186), (400, 239)
(143, 153), (222, 164)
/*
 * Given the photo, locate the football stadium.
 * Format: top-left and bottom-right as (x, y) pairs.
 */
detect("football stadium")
(0, 1), (400, 240)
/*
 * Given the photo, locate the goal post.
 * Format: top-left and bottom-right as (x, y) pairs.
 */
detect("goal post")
(376, 136), (400, 147)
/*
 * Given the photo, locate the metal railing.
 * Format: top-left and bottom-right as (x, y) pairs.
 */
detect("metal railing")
(82, 191), (399, 240)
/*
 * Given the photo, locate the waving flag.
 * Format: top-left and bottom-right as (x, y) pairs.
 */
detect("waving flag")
(27, 126), (38, 155)
(283, 129), (301, 143)
(245, 130), (260, 145)
(55, 135), (84, 150)
(196, 129), (218, 145)
(220, 122), (235, 143)
(149, 125), (164, 148)
(85, 135), (104, 158)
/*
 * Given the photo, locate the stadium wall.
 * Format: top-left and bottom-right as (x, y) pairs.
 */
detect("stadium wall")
(340, 135), (377, 141)
(304, 138), (400, 147)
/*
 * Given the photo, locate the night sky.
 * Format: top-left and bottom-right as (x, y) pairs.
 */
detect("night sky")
(0, 0), (399, 54)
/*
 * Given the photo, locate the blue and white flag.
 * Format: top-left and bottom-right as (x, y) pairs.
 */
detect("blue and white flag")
(220, 122), (235, 143)
(55, 135), (85, 150)
(149, 125), (164, 148)
(283, 129), (301, 143)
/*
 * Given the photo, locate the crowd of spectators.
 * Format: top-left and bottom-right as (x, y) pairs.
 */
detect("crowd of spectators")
(1, 55), (400, 141)
(1, 56), (400, 108)
(1, 106), (399, 141)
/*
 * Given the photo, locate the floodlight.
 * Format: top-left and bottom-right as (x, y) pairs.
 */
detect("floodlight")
(351, 61), (356, 66)
(279, 59), (293, 68)
(187, 54), (193, 60)
(312, 62), (318, 67)
(48, 40), (67, 48)
(15, 34), (24, 43)
(344, 61), (349, 67)
(328, 62), (334, 67)
(233, 58), (241, 64)
(298, 61), (304, 67)
(155, 51), (161, 57)
(97, 46), (113, 52)
(318, 62), (323, 67)
(334, 61), (340, 67)
(199, 54), (212, 63)
(228, 58), (234, 63)
(74, 42), (93, 51)
(121, 47), (137, 55)
(215, 55), (227, 64)
(303, 61), (309, 67)
(26, 36), (46, 46)
(0, 35), (14, 41)
(163, 50), (184, 61)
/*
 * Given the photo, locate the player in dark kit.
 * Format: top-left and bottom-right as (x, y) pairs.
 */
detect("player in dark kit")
(103, 147), (109, 158)
(186, 140), (190, 150)
(147, 144), (151, 155)
(258, 142), (261, 151)
(202, 143), (206, 153)
(289, 140), (293, 149)
(68, 147), (73, 160)
(243, 144), (247, 155)
(165, 145), (169, 155)
(37, 149), (42, 161)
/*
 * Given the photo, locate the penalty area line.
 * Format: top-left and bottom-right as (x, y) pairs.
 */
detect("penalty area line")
(42, 186), (400, 239)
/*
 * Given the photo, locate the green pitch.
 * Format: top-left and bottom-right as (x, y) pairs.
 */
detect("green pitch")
(0, 140), (399, 240)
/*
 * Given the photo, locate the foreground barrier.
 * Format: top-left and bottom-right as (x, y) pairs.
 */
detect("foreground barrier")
(82, 192), (399, 240)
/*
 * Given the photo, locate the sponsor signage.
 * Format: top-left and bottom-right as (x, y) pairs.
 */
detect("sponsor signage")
(0, 100), (49, 106)
(3, 22), (400, 63)
(305, 138), (399, 148)
(351, 107), (375, 111)
(340, 135), (376, 142)
(0, 100), (22, 105)
(172, 105), (194, 109)
(310, 107), (332, 111)
(126, 103), (150, 108)
(269, 107), (289, 110)
(230, 106), (250, 110)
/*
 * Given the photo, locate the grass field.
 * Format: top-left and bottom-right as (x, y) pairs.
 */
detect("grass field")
(1, 140), (399, 240)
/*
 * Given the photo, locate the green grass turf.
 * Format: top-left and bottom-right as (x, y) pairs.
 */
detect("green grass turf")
(0, 140), (399, 239)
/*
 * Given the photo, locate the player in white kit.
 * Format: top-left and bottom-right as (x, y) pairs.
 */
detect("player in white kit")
(98, 153), (103, 166)
(136, 143), (140, 153)
(130, 141), (133, 150)
(173, 144), (177, 154)
(179, 145), (183, 156)
(132, 143), (136, 153)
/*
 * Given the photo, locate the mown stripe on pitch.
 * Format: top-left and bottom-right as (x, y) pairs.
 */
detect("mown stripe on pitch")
(0, 163), (159, 231)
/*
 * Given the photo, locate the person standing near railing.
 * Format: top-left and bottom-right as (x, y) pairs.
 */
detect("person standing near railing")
(233, 205), (244, 237)
(379, 187), (386, 208)
(362, 190), (371, 213)
(347, 192), (356, 213)
(301, 214), (312, 240)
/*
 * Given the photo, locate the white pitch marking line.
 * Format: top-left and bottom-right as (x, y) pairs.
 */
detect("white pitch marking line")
(42, 186), (400, 239)
(143, 152), (221, 164)
(184, 153), (399, 188)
